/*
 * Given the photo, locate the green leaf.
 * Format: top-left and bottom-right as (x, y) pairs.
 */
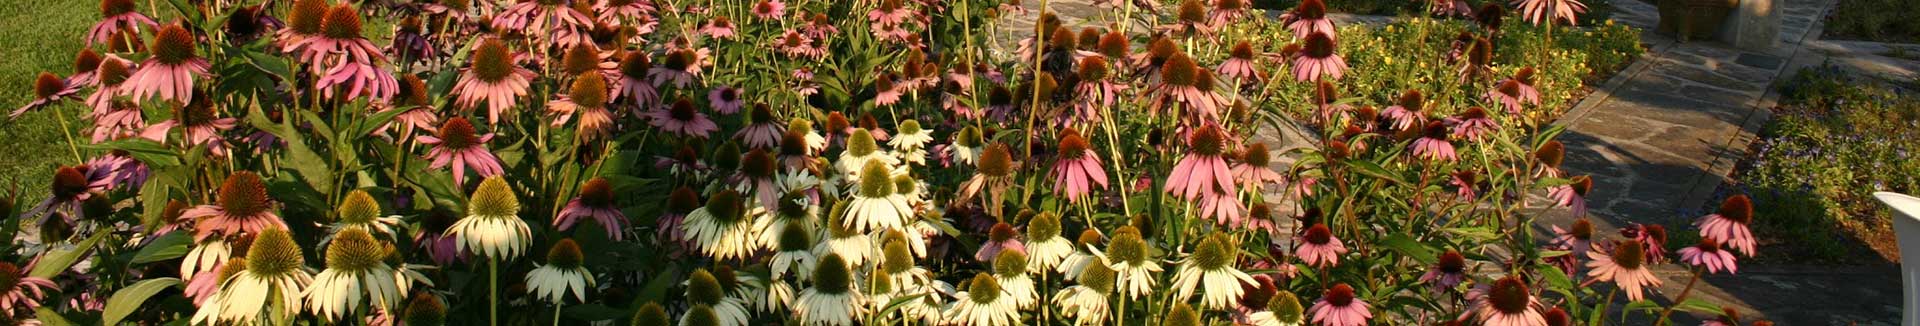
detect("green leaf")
(130, 232), (192, 264)
(1674, 298), (1725, 315)
(249, 103), (333, 193)
(1375, 234), (1438, 264)
(1441, 227), (1500, 241)
(244, 51), (294, 80)
(80, 139), (181, 167)
(30, 231), (111, 279)
(1344, 159), (1408, 184)
(35, 307), (76, 326)
(161, 0), (203, 26)
(101, 278), (183, 325)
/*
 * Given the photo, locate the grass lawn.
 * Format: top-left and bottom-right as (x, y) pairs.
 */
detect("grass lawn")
(0, 0), (96, 205)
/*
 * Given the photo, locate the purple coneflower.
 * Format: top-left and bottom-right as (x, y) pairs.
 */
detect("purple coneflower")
(735, 104), (785, 149)
(1285, 0), (1336, 40)
(452, 38), (535, 123)
(1448, 107), (1500, 141)
(416, 209), (465, 265)
(9, 73), (81, 120)
(1587, 240), (1663, 301)
(1217, 42), (1262, 84)
(616, 52), (660, 107)
(736, 148), (782, 211)
(125, 23), (208, 104)
(141, 93), (236, 155)
(418, 117), (505, 186)
(1412, 121), (1459, 162)
(1449, 170), (1481, 200)
(1149, 53), (1223, 121)
(556, 177), (630, 241)
(300, 4), (398, 101)
(866, 0), (917, 28)
(1622, 223), (1670, 264)
(1295, 224), (1347, 268)
(700, 16), (737, 39)
(597, 0), (658, 26)
(1552, 218), (1596, 262)
(975, 223), (1028, 263)
(1381, 90), (1426, 131)
(181, 172), (287, 241)
(545, 71), (615, 140)
(643, 97), (719, 138)
(1069, 56), (1125, 126)
(959, 143), (1015, 217)
(1051, 130), (1109, 203)
(1487, 68), (1543, 116)
(1533, 140), (1566, 178)
(18, 165), (111, 224)
(1512, 0), (1587, 25)
(1309, 283), (1372, 326)
(1696, 195), (1757, 256)
(0, 262), (56, 316)
(1232, 142), (1286, 191)
(1466, 276), (1547, 326)
(1291, 32), (1346, 82)
(1209, 0), (1250, 27)
(1678, 237), (1739, 274)
(775, 30), (826, 59)
(1548, 176), (1592, 218)
(708, 85), (744, 114)
(751, 0), (785, 20)
(649, 47), (708, 88)
(84, 54), (133, 113)
(87, 0), (157, 46)
(1420, 250), (1469, 292)
(492, 0), (592, 39)
(1166, 125), (1239, 204)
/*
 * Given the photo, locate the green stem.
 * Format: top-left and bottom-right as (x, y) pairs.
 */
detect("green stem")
(51, 106), (82, 162)
(490, 259), (500, 326)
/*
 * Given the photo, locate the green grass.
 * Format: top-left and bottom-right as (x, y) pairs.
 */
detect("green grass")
(0, 0), (96, 204)
(1823, 0), (1920, 42)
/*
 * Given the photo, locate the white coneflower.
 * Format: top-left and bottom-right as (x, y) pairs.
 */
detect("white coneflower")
(180, 237), (233, 288)
(449, 177), (532, 260)
(894, 173), (931, 209)
(844, 160), (912, 233)
(816, 202), (877, 267)
(330, 190), (404, 239)
(790, 118), (828, 155)
(199, 228), (313, 325)
(879, 234), (933, 289)
(795, 254), (868, 326)
(304, 228), (400, 320)
(754, 186), (819, 252)
(1057, 230), (1105, 280)
(1024, 213), (1073, 272)
(898, 280), (952, 325)
(1165, 303), (1203, 326)
(1053, 261), (1114, 326)
(837, 129), (899, 179)
(630, 302), (670, 326)
(401, 292), (447, 326)
(770, 223), (819, 279)
(949, 126), (985, 165)
(992, 250), (1039, 309)
(525, 239), (595, 305)
(382, 244), (435, 301)
(1172, 232), (1257, 310)
(945, 273), (1020, 326)
(685, 268), (751, 326)
(683, 189), (764, 260)
(1093, 227), (1162, 300)
(758, 275), (797, 313)
(1248, 290), (1305, 326)
(888, 120), (933, 165)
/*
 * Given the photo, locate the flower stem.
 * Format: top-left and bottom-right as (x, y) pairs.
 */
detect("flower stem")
(553, 301), (564, 326)
(490, 259), (500, 326)
(51, 105), (82, 162)
(1654, 268), (1704, 325)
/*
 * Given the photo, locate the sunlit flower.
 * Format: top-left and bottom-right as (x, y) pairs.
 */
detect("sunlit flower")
(1552, 218), (1595, 262)
(1623, 223), (1671, 264)
(1172, 233), (1257, 310)
(1450, 170), (1482, 201)
(797, 254), (867, 326)
(751, 0), (786, 20)
(1548, 176), (1592, 218)
(617, 52), (662, 107)
(87, 0), (157, 46)
(18, 164), (110, 225)
(1696, 195), (1756, 256)
(1487, 69), (1543, 116)
(522, 239), (594, 306)
(643, 97), (720, 138)
(1292, 32), (1347, 82)
(949, 126), (985, 166)
(0, 262), (55, 317)
(328, 190), (404, 239)
(597, 0), (659, 26)
(1448, 106), (1500, 141)
(8, 73), (81, 120)
(125, 23), (208, 104)
(452, 38), (535, 123)
(1466, 276), (1547, 326)
(303, 228), (400, 321)
(1232, 142), (1287, 192)
(1309, 283), (1372, 326)
(1148, 52), (1223, 121)
(700, 16), (738, 39)
(419, 117), (504, 186)
(1284, 0), (1336, 39)
(685, 189), (765, 260)
(1586, 239), (1663, 301)
(960, 142), (1019, 217)
(735, 148), (784, 212)
(1248, 289), (1305, 326)
(1168, 125), (1242, 224)
(196, 228), (312, 325)
(293, 4), (398, 101)
(946, 273), (1020, 326)
(1513, 0), (1587, 25)
(491, 0), (592, 39)
(991, 250), (1039, 308)
(1296, 224), (1347, 268)
(1382, 90), (1427, 131)
(1679, 236), (1739, 274)
(1017, 213), (1073, 273)
(1053, 261), (1113, 326)
(556, 177), (630, 241)
(180, 172), (285, 242)
(1420, 250), (1470, 292)
(1412, 121), (1459, 162)
(1092, 228), (1161, 299)
(449, 177), (533, 261)
(1052, 130), (1110, 203)
(770, 223), (819, 279)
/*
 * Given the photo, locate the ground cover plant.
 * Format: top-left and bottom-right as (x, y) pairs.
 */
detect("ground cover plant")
(0, 0), (1787, 324)
(1821, 0), (1920, 43)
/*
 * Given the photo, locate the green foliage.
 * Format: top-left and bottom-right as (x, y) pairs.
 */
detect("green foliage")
(1823, 0), (1920, 42)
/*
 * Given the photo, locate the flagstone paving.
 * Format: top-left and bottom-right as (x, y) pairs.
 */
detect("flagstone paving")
(995, 0), (1907, 324)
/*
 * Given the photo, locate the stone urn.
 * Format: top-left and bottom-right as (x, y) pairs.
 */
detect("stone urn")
(1655, 0), (1739, 41)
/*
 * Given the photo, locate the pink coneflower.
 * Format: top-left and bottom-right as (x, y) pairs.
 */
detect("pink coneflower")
(1296, 224), (1347, 268)
(140, 93), (236, 155)
(0, 262), (56, 316)
(1587, 240), (1663, 301)
(775, 30), (826, 59)
(1309, 284), (1372, 326)
(1412, 121), (1459, 162)
(734, 104), (785, 149)
(1449, 107), (1500, 141)
(1381, 90), (1426, 131)
(299, 4), (398, 101)
(8, 73), (81, 119)
(596, 0), (658, 26)
(656, 186), (702, 247)
(415, 209), (466, 265)
(1231, 142), (1286, 191)
(643, 97), (719, 138)
(1512, 0), (1587, 25)
(492, 0), (593, 38)
(1679, 236), (1738, 274)
(452, 38), (535, 123)
(1432, 0), (1474, 17)
(975, 223), (1028, 262)
(1552, 218), (1596, 261)
(1292, 32), (1347, 82)
(708, 86), (744, 114)
(87, 0), (157, 46)
(1533, 140), (1567, 178)
(1067, 57), (1124, 126)
(735, 148), (782, 211)
(616, 52), (660, 107)
(751, 0), (785, 20)
(1487, 69), (1543, 116)
(960, 143), (1015, 217)
(85, 54), (133, 113)
(1209, 0), (1250, 27)
(18, 165), (110, 224)
(700, 16), (737, 39)
(418, 117), (504, 186)
(125, 23), (208, 104)
(1696, 195), (1756, 256)
(1166, 125), (1238, 201)
(547, 74), (616, 140)
(181, 172), (287, 241)
(1622, 223), (1670, 264)
(1051, 130), (1109, 203)
(1449, 170), (1481, 200)
(390, 16), (436, 65)
(1549, 176), (1592, 218)
(649, 47), (707, 88)
(556, 177), (631, 241)
(1420, 250), (1469, 292)
(1285, 0), (1336, 40)
(1159, 0), (1215, 37)
(1148, 53), (1223, 122)
(1216, 42), (1262, 84)
(1466, 276), (1547, 326)
(866, 0), (917, 28)
(1459, 36), (1495, 81)
(379, 75), (441, 141)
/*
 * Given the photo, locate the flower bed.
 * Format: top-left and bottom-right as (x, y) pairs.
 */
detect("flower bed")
(0, 0), (1787, 325)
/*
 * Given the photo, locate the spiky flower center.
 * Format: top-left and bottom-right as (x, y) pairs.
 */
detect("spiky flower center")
(741, 149), (776, 179)
(705, 190), (746, 224)
(772, 223), (811, 253)
(98, 58), (130, 86)
(436, 117), (484, 150)
(51, 166), (88, 199)
(663, 49), (695, 71)
(814, 254), (853, 294)
(1613, 240), (1646, 269)
(1544, 307), (1570, 326)
(1296, 0), (1327, 19)
(1166, 303), (1201, 326)
(978, 143), (1014, 176)
(338, 190), (382, 224)
(1719, 195), (1753, 225)
(562, 45), (600, 76)
(0, 263), (20, 291)
(1516, 67), (1537, 85)
(1535, 141), (1566, 168)
(1498, 79), (1523, 97)
(1190, 124), (1228, 156)
(101, 0), (136, 16)
(1469, 37), (1494, 66)
(879, 240), (915, 274)
(688, 269), (724, 305)
(683, 305), (720, 326)
(619, 52), (651, 78)
(1423, 120), (1451, 140)
(1271, 290), (1304, 321)
(1107, 231), (1148, 264)
(1325, 283), (1356, 306)
(1162, 53), (1199, 87)
(404, 294), (447, 326)
(151, 24), (196, 65)
(856, 160), (896, 197)
(218, 172), (271, 217)
(1243, 142), (1273, 166)
(967, 273), (1001, 302)
(1077, 56), (1111, 81)
(248, 228), (305, 276)
(668, 98), (697, 121)
(1075, 229), (1104, 250)
(566, 73), (609, 108)
(668, 186), (700, 215)
(1304, 224), (1333, 245)
(1098, 32), (1129, 58)
(1193, 233), (1236, 270)
(288, 0), (327, 35)
(630, 302), (669, 326)
(1437, 250), (1466, 273)
(993, 249), (1029, 276)
(33, 73), (64, 99)
(321, 4), (363, 39)
(1489, 276), (1531, 313)
(1056, 131), (1092, 161)
(471, 38), (517, 82)
(1028, 213), (1062, 242)
(956, 126), (984, 147)
(1177, 0), (1207, 23)
(469, 177), (520, 218)
(326, 228), (385, 271)
(1048, 25), (1076, 51)
(1571, 176), (1593, 196)
(1302, 33), (1337, 59)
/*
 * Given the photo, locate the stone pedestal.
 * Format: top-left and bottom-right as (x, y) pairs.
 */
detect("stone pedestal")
(1718, 0), (1780, 51)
